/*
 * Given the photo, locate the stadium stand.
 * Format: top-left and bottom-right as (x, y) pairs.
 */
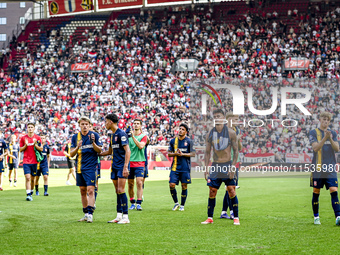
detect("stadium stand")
(0, 1), (339, 160)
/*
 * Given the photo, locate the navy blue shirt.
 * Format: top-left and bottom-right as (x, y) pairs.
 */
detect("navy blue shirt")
(8, 143), (19, 165)
(110, 128), (129, 171)
(309, 128), (338, 171)
(168, 137), (194, 172)
(40, 144), (50, 166)
(71, 131), (102, 172)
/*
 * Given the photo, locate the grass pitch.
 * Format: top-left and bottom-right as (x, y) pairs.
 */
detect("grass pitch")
(0, 170), (339, 254)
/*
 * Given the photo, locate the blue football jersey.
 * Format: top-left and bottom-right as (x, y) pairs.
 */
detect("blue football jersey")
(168, 136), (194, 172)
(71, 131), (102, 173)
(40, 144), (50, 165)
(309, 128), (338, 171)
(8, 143), (19, 164)
(110, 129), (129, 171)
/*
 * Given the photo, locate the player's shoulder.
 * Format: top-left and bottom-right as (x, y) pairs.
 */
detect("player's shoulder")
(309, 129), (317, 135)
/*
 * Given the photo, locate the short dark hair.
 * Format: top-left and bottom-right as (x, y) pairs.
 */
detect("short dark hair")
(106, 113), (119, 124)
(27, 122), (35, 127)
(179, 123), (189, 132)
(213, 108), (225, 116)
(134, 119), (142, 125)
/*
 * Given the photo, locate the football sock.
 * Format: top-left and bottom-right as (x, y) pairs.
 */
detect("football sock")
(35, 185), (38, 191)
(26, 190), (30, 196)
(130, 197), (136, 204)
(208, 197), (216, 218)
(230, 195), (239, 218)
(181, 188), (187, 206)
(137, 199), (142, 205)
(44, 185), (48, 193)
(9, 179), (11, 183)
(83, 207), (88, 214)
(170, 187), (178, 203)
(117, 193), (122, 213)
(312, 193), (320, 217)
(87, 206), (95, 215)
(331, 191), (340, 217)
(222, 191), (229, 212)
(119, 193), (128, 214)
(94, 187), (98, 201)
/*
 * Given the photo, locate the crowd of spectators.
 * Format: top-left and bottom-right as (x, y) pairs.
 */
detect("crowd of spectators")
(0, 1), (339, 161)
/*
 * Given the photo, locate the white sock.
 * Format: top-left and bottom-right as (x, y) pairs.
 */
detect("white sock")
(221, 211), (226, 215)
(122, 214), (129, 219)
(234, 217), (239, 220)
(314, 216), (319, 219)
(230, 210), (234, 214)
(208, 217), (213, 220)
(117, 212), (122, 218)
(26, 190), (30, 195)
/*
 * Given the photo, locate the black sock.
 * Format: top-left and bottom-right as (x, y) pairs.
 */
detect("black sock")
(230, 195), (239, 218)
(83, 207), (88, 214)
(94, 187), (98, 201)
(44, 185), (48, 193)
(9, 179), (12, 183)
(14, 179), (17, 183)
(181, 188), (187, 206)
(331, 191), (340, 218)
(222, 191), (229, 212)
(117, 193), (122, 213)
(130, 198), (136, 204)
(119, 193), (128, 214)
(312, 193), (320, 217)
(137, 199), (142, 205)
(208, 197), (216, 218)
(35, 185), (38, 192)
(170, 187), (178, 204)
(87, 206), (95, 215)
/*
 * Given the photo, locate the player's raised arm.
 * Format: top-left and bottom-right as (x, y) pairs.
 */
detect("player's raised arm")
(34, 138), (43, 152)
(70, 136), (82, 158)
(19, 138), (28, 152)
(168, 139), (179, 157)
(329, 131), (340, 152)
(90, 133), (102, 154)
(310, 130), (328, 152)
(131, 133), (147, 150)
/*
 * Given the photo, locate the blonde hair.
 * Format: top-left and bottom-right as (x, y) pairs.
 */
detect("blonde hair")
(319, 112), (332, 121)
(78, 116), (92, 124)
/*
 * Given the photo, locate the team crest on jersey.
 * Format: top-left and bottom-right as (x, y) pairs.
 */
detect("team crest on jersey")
(184, 142), (187, 146)
(115, 136), (118, 142)
(0, 143), (2, 146)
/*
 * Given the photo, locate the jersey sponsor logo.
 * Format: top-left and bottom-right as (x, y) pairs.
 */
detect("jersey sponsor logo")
(27, 143), (35, 146)
(112, 144), (120, 149)
(324, 141), (331, 144)
(42, 153), (47, 156)
(80, 144), (93, 149)
(178, 148), (187, 152)
(121, 136), (127, 142)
